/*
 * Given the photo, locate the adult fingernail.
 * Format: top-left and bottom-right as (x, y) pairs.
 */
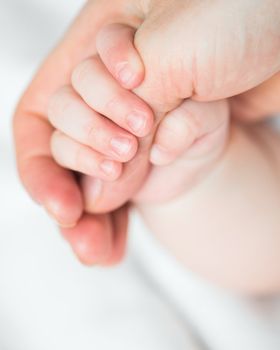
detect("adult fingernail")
(45, 201), (77, 228)
(126, 111), (147, 135)
(58, 222), (77, 229)
(110, 137), (132, 156)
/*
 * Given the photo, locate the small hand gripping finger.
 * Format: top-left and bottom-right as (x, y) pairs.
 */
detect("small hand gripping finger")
(48, 86), (138, 163)
(150, 99), (230, 166)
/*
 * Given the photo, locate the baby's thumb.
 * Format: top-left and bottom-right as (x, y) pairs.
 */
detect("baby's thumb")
(96, 23), (145, 90)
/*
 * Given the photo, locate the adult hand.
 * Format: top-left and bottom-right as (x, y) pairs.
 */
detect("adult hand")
(13, 0), (142, 265)
(131, 0), (280, 112)
(14, 0), (280, 265)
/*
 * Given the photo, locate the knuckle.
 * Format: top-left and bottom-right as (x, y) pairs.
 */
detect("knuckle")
(74, 144), (86, 171)
(104, 88), (128, 115)
(71, 59), (93, 89)
(48, 88), (73, 124)
(50, 131), (63, 160)
(160, 112), (193, 151)
(50, 130), (60, 149)
(84, 122), (97, 145)
(84, 121), (107, 151)
(105, 93), (120, 113)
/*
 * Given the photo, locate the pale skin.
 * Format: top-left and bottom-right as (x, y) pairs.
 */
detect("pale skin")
(13, 0), (280, 292)
(136, 120), (280, 296)
(50, 26), (280, 296)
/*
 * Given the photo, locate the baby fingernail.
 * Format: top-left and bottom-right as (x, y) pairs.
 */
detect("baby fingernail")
(111, 137), (132, 156)
(117, 62), (134, 86)
(127, 111), (147, 135)
(100, 160), (117, 176)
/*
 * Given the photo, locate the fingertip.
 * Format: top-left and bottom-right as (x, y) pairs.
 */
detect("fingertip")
(100, 159), (123, 181)
(96, 23), (144, 90)
(126, 109), (154, 137)
(150, 145), (174, 166)
(115, 61), (144, 90)
(45, 194), (82, 228)
(149, 101), (198, 165)
(61, 214), (113, 266)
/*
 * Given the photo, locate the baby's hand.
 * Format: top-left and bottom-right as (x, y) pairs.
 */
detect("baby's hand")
(47, 23), (229, 265)
(80, 24), (229, 207)
(48, 51), (153, 182)
(48, 23), (229, 211)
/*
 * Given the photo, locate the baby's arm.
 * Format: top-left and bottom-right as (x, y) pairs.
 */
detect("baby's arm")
(136, 120), (280, 296)
(231, 72), (280, 122)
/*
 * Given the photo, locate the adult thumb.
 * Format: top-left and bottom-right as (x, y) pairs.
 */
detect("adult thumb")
(133, 19), (192, 118)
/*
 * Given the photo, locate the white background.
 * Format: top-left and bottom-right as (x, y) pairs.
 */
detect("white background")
(1, 1), (280, 350)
